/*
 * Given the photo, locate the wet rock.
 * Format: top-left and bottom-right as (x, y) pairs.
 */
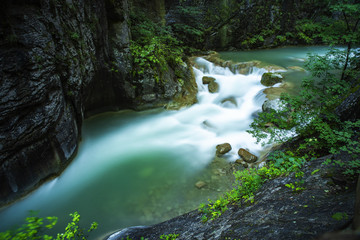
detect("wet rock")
(335, 87), (360, 121)
(238, 148), (258, 163)
(195, 181), (206, 189)
(216, 143), (232, 156)
(202, 76), (216, 84)
(202, 76), (219, 93)
(221, 97), (237, 107)
(263, 82), (294, 100)
(208, 81), (219, 93)
(235, 159), (248, 168)
(261, 72), (283, 86)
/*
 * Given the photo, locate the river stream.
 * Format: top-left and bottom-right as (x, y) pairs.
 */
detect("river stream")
(0, 46), (331, 239)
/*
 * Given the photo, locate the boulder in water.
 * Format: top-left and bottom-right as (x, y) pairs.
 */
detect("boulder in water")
(221, 97), (238, 107)
(208, 81), (219, 93)
(238, 148), (258, 163)
(202, 76), (215, 84)
(261, 72), (283, 87)
(216, 143), (232, 156)
(202, 76), (219, 93)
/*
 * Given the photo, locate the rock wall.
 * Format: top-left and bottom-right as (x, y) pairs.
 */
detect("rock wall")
(0, 0), (195, 206)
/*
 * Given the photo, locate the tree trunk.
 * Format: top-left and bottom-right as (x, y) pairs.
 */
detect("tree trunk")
(341, 42), (351, 81)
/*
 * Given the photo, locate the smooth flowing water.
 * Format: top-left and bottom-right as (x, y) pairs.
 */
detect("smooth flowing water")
(0, 46), (329, 239)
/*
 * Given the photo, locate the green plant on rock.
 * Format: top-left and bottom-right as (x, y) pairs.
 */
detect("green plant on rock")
(266, 151), (307, 173)
(332, 212), (349, 221)
(159, 233), (180, 240)
(199, 151), (306, 222)
(285, 180), (305, 193)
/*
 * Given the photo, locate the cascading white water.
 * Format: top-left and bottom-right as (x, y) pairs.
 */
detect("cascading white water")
(174, 57), (268, 160)
(0, 56), (270, 239)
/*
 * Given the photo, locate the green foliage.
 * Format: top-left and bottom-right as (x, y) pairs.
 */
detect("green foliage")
(248, 46), (360, 174)
(159, 233), (179, 240)
(266, 151), (307, 173)
(331, 212), (349, 221)
(70, 32), (80, 41)
(0, 211), (57, 240)
(322, 1), (360, 46)
(170, 5), (205, 51)
(295, 19), (323, 44)
(56, 212), (98, 240)
(311, 169), (320, 175)
(199, 151), (306, 222)
(285, 180), (305, 193)
(129, 11), (184, 81)
(0, 211), (97, 240)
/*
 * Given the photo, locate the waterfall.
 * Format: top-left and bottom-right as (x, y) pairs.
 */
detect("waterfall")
(177, 57), (268, 160)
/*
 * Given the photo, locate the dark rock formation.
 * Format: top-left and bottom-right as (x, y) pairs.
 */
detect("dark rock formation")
(0, 0), (196, 206)
(335, 87), (360, 122)
(107, 156), (357, 240)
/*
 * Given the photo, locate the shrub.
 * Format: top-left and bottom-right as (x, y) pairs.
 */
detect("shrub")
(0, 211), (97, 240)
(199, 151), (306, 222)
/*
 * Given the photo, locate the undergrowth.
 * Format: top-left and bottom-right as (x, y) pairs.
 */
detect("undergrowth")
(199, 151), (307, 222)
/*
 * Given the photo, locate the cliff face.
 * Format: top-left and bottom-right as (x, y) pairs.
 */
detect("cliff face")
(0, 0), (195, 206)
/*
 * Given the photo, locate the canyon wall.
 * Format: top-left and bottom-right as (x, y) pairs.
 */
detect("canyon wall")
(0, 0), (195, 206)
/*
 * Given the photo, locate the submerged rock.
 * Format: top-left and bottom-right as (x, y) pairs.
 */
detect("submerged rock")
(238, 148), (258, 163)
(288, 66), (306, 72)
(221, 97), (237, 107)
(195, 181), (206, 189)
(235, 159), (249, 168)
(261, 72), (283, 86)
(263, 82), (295, 100)
(215, 143), (232, 156)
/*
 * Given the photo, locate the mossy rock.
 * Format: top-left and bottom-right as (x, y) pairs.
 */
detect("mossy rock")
(202, 76), (219, 93)
(202, 76), (216, 84)
(208, 81), (219, 93)
(261, 72), (283, 87)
